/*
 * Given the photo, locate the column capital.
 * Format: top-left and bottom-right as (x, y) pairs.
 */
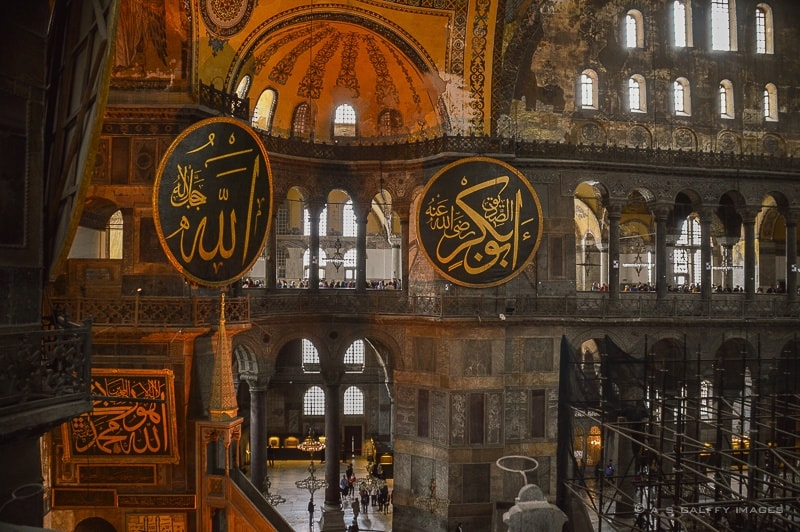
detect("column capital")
(652, 204), (672, 220)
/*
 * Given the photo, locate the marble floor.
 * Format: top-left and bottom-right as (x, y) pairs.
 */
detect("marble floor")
(263, 455), (394, 531)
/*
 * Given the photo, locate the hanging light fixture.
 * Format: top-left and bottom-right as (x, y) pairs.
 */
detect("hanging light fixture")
(329, 237), (344, 271)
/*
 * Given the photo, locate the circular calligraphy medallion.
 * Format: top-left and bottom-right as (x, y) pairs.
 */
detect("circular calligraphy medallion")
(153, 117), (273, 287)
(416, 157), (543, 288)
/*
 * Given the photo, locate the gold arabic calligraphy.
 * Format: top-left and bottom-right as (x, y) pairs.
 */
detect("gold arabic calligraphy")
(424, 175), (535, 276)
(164, 130), (267, 269)
(69, 376), (171, 456)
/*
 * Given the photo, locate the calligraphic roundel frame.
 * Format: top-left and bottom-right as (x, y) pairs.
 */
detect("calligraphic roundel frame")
(415, 157), (543, 288)
(153, 116), (273, 287)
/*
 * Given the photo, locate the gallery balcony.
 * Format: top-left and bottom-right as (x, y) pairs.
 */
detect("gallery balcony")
(46, 289), (800, 329)
(0, 319), (94, 443)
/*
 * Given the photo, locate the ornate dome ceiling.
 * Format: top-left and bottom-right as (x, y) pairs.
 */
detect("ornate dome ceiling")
(235, 16), (446, 141)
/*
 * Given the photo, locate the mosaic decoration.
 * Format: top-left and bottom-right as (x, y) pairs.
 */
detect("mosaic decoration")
(416, 157), (543, 287)
(674, 127), (696, 149)
(63, 370), (179, 463)
(468, 0), (491, 132)
(718, 131), (738, 153)
(201, 0), (256, 38)
(153, 117), (273, 286)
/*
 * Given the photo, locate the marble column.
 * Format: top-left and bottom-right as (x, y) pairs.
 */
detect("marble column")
(356, 210), (368, 293)
(653, 206), (671, 301)
(400, 213), (410, 293)
(699, 209), (713, 300)
(320, 378), (346, 531)
(308, 202), (323, 291)
(249, 383), (268, 492)
(785, 210), (798, 300)
(607, 203), (622, 300)
(742, 208), (758, 298)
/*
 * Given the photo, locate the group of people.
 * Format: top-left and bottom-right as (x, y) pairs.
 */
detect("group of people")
(340, 461), (392, 526)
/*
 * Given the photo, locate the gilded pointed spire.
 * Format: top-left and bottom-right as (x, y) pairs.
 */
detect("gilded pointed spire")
(209, 292), (239, 420)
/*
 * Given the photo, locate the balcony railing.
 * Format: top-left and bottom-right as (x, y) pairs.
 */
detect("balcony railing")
(0, 319), (94, 441)
(49, 296), (250, 328)
(197, 82), (800, 174)
(48, 291), (800, 326)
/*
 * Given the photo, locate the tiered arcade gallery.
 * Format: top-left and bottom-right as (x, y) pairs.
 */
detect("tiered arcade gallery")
(1, 1), (800, 532)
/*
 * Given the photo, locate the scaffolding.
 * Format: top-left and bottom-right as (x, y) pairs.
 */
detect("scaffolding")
(557, 335), (800, 532)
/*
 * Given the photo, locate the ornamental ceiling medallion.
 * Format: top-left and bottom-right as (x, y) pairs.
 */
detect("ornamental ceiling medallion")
(153, 117), (273, 287)
(202, 0), (256, 37)
(416, 157), (543, 288)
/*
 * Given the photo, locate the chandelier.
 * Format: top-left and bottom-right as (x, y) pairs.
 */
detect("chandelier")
(295, 430), (328, 501)
(328, 237), (344, 271)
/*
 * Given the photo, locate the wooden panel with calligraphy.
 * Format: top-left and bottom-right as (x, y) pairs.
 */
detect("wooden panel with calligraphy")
(153, 117), (273, 286)
(62, 369), (180, 463)
(416, 157), (543, 287)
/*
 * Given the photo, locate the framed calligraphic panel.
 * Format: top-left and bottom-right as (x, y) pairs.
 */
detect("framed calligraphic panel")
(62, 369), (179, 463)
(416, 157), (543, 287)
(153, 117), (273, 286)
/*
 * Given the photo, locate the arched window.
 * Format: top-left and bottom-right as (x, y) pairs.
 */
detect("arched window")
(764, 83), (778, 121)
(673, 77), (691, 115)
(252, 88), (277, 132)
(700, 379), (713, 420)
(711, 0), (737, 51)
(292, 102), (313, 138)
(302, 339), (320, 373)
(304, 385), (325, 415)
(333, 103), (356, 137)
(235, 75), (251, 99)
(344, 339), (365, 372)
(674, 215), (702, 287)
(624, 10), (644, 49)
(628, 75), (646, 112)
(343, 200), (357, 237)
(343, 386), (364, 415)
(104, 210), (123, 259)
(579, 69), (598, 110)
(672, 1), (693, 47)
(378, 109), (403, 136)
(755, 4), (774, 54)
(719, 79), (734, 119)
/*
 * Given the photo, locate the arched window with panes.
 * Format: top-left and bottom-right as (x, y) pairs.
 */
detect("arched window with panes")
(302, 339), (321, 373)
(304, 385), (325, 416)
(711, 0), (738, 51)
(252, 88), (277, 132)
(343, 200), (357, 237)
(719, 79), (734, 119)
(343, 386), (364, 415)
(333, 103), (356, 137)
(292, 102), (313, 138)
(673, 77), (691, 116)
(673, 215), (702, 288)
(344, 340), (365, 373)
(672, 1), (693, 47)
(628, 75), (646, 112)
(624, 10), (644, 49)
(579, 69), (599, 110)
(764, 83), (778, 122)
(755, 4), (774, 54)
